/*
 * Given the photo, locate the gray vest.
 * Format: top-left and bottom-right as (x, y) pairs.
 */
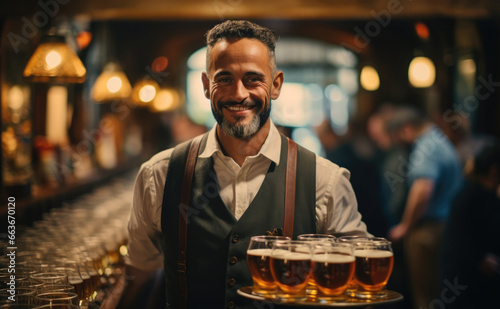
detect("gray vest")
(161, 133), (316, 309)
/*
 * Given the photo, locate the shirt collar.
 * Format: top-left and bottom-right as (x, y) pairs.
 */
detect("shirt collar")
(199, 120), (282, 166)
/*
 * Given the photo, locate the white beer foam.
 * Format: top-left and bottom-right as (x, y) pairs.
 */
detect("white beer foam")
(312, 254), (355, 263)
(354, 250), (393, 258)
(247, 248), (272, 256)
(272, 250), (310, 260)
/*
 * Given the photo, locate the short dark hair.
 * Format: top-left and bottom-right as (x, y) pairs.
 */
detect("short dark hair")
(204, 20), (278, 73)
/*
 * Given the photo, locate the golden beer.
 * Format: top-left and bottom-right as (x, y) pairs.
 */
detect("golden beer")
(354, 249), (394, 291)
(247, 235), (290, 295)
(270, 250), (311, 294)
(312, 254), (355, 295)
(247, 248), (276, 291)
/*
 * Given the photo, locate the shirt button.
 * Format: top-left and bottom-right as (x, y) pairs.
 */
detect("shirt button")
(228, 278), (236, 287)
(232, 235), (239, 243)
(229, 256), (238, 265)
(227, 301), (235, 309)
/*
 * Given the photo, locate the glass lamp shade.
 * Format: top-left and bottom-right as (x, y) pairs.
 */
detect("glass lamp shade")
(23, 35), (86, 83)
(91, 63), (132, 102)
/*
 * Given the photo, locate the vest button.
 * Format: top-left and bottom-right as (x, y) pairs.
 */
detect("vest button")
(232, 235), (239, 243)
(229, 256), (238, 265)
(228, 278), (237, 287)
(227, 301), (235, 309)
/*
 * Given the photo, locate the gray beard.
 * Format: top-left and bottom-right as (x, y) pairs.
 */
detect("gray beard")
(219, 114), (261, 139)
(213, 101), (271, 139)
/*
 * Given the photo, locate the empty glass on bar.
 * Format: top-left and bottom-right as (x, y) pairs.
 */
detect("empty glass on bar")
(246, 235), (290, 296)
(34, 292), (79, 306)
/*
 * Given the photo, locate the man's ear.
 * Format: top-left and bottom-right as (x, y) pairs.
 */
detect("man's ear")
(271, 71), (284, 100)
(202, 72), (210, 99)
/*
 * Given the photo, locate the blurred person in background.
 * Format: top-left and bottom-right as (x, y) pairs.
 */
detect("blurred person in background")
(440, 142), (500, 309)
(367, 103), (409, 227)
(367, 103), (412, 308)
(120, 20), (369, 309)
(321, 117), (389, 238)
(387, 106), (463, 309)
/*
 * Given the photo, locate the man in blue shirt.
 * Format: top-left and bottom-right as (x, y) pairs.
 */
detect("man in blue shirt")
(387, 106), (463, 309)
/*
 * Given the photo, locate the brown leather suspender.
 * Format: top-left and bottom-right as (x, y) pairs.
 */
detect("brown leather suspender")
(283, 138), (298, 239)
(178, 136), (297, 308)
(178, 135), (202, 309)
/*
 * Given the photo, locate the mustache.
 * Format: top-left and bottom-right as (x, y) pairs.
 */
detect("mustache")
(218, 99), (260, 109)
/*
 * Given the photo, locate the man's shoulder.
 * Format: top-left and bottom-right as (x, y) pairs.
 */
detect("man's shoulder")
(315, 153), (351, 180)
(140, 147), (174, 172)
(140, 135), (205, 173)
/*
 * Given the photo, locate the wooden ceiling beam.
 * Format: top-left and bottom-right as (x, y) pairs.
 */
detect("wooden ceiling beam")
(2, 0), (500, 20)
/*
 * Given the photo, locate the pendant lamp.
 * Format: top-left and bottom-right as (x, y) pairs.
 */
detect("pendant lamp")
(23, 35), (86, 83)
(91, 62), (132, 102)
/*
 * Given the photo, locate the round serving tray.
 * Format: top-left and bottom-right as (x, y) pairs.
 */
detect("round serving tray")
(237, 286), (404, 307)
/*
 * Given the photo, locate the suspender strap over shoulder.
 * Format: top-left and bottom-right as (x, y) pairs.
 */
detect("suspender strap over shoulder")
(178, 135), (202, 309)
(176, 135), (298, 308)
(283, 137), (297, 239)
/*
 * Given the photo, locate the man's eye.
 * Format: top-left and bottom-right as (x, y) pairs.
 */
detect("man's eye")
(217, 78), (231, 83)
(247, 77), (261, 83)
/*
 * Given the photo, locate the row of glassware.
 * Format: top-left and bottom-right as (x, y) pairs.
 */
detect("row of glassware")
(0, 173), (136, 309)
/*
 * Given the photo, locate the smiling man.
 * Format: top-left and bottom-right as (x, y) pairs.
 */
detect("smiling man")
(123, 20), (369, 309)
(202, 25), (284, 166)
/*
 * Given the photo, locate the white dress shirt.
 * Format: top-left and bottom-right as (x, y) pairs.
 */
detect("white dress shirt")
(126, 121), (369, 271)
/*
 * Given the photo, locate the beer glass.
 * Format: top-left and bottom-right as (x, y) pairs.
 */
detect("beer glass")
(34, 292), (79, 306)
(311, 242), (355, 300)
(54, 266), (85, 304)
(338, 235), (369, 297)
(270, 241), (312, 300)
(354, 239), (394, 299)
(30, 273), (68, 285)
(297, 234), (336, 297)
(246, 235), (290, 296)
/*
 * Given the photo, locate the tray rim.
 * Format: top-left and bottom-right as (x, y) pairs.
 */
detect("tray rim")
(237, 286), (404, 307)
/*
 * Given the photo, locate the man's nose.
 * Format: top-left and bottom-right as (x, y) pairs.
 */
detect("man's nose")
(230, 80), (249, 102)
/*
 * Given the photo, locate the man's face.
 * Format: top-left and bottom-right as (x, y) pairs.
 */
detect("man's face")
(202, 38), (283, 139)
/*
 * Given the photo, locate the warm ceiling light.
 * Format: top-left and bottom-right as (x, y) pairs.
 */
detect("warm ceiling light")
(91, 63), (132, 102)
(107, 76), (123, 93)
(150, 88), (181, 113)
(139, 85), (157, 102)
(23, 35), (86, 83)
(131, 79), (160, 106)
(45, 51), (62, 69)
(360, 65), (380, 91)
(408, 56), (436, 88)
